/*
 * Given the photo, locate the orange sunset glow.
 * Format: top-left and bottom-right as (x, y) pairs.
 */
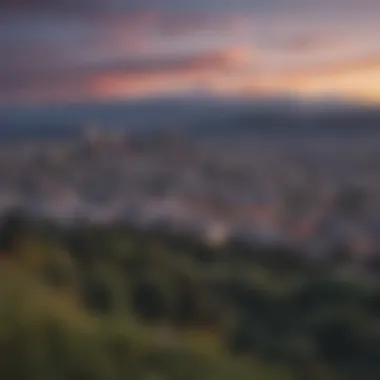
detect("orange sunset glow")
(92, 57), (380, 105)
(1, 1), (380, 106)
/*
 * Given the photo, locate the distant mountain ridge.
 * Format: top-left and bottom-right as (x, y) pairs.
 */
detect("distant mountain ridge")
(0, 95), (380, 143)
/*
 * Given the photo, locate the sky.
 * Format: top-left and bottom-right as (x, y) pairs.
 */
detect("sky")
(1, 0), (380, 107)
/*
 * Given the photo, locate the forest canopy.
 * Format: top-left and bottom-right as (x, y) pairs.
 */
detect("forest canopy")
(0, 210), (379, 380)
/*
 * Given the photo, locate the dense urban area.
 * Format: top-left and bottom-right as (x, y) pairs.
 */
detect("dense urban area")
(2, 124), (380, 262)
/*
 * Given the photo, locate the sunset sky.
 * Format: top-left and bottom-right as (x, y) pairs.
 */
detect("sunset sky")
(1, 0), (380, 106)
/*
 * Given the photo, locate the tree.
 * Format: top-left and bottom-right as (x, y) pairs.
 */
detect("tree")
(83, 276), (113, 314)
(0, 208), (30, 254)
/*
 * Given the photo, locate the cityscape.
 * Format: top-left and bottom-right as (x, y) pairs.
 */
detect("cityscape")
(2, 120), (380, 260)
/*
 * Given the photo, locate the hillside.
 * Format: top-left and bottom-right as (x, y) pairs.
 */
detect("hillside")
(1, 211), (380, 380)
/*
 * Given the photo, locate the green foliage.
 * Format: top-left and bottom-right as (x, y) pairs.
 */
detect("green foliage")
(3, 214), (380, 379)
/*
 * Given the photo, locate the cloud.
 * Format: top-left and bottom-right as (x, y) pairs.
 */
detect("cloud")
(1, 0), (379, 106)
(1, 0), (380, 15)
(267, 34), (346, 53)
(0, 46), (256, 104)
(0, 0), (257, 105)
(282, 53), (380, 81)
(241, 52), (380, 103)
(0, 0), (103, 13)
(154, 13), (251, 37)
